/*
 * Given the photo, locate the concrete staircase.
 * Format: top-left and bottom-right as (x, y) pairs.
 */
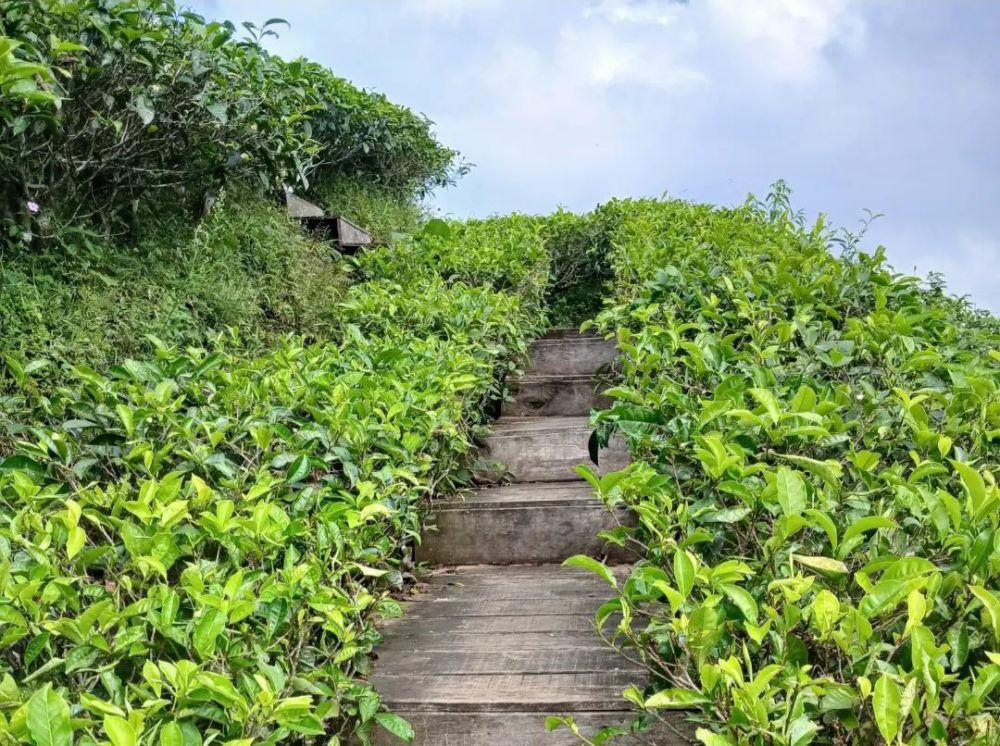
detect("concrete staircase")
(370, 330), (684, 745)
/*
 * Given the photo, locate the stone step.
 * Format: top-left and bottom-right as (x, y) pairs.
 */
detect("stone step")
(421, 564), (624, 588)
(376, 630), (609, 651)
(375, 647), (635, 677)
(373, 672), (640, 712)
(482, 417), (629, 482)
(370, 565), (689, 745)
(417, 482), (632, 565)
(370, 711), (682, 746)
(502, 374), (612, 417)
(527, 330), (616, 377)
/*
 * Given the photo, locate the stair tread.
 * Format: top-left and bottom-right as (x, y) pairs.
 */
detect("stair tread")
(513, 372), (599, 382)
(489, 416), (591, 434)
(526, 333), (616, 377)
(370, 711), (687, 746)
(372, 565), (635, 710)
(481, 416), (628, 483)
(536, 328), (604, 340)
(438, 481), (598, 508)
(373, 672), (641, 711)
(423, 563), (626, 583)
(503, 375), (609, 417)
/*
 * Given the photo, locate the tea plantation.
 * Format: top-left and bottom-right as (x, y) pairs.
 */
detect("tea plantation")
(1, 2), (998, 745)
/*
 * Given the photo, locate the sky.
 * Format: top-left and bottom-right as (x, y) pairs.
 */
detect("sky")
(189, 0), (999, 312)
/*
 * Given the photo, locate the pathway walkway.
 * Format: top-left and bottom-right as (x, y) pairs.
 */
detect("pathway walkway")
(370, 330), (685, 745)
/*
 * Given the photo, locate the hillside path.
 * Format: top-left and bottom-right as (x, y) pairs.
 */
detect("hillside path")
(370, 330), (688, 745)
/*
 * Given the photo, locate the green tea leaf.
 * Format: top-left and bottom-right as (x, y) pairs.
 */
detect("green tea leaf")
(792, 554), (849, 577)
(776, 467), (807, 517)
(286, 455), (311, 484)
(159, 722), (184, 746)
(720, 584), (758, 624)
(104, 715), (137, 746)
(563, 555), (617, 588)
(643, 688), (710, 709)
(673, 548), (695, 600)
(873, 674), (901, 744)
(695, 728), (736, 746)
(374, 712), (414, 743)
(842, 516), (898, 546)
(26, 685), (71, 746)
(861, 579), (922, 618)
(950, 459), (987, 517)
(776, 454), (842, 488)
(969, 585), (1000, 641)
(749, 387), (782, 426)
(193, 608), (226, 659)
(787, 715), (819, 746)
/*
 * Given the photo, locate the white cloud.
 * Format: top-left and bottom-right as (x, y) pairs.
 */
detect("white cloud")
(437, 40), (625, 188)
(704, 0), (866, 82)
(584, 0), (684, 27)
(556, 23), (706, 91)
(578, 0), (868, 86)
(431, 2), (710, 206)
(400, 0), (503, 24)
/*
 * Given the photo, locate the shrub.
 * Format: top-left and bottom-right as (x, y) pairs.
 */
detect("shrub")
(358, 216), (550, 315)
(312, 177), (422, 246)
(562, 189), (1000, 744)
(0, 189), (349, 382)
(0, 215), (550, 744)
(0, 0), (460, 244)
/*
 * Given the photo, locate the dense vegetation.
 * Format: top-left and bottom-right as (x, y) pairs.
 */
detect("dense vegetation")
(0, 215), (549, 745)
(0, 0), (458, 235)
(0, 0), (453, 375)
(4, 3), (998, 744)
(557, 187), (1000, 745)
(0, 2), (551, 745)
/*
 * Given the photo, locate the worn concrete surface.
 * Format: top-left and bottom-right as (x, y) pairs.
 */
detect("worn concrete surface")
(369, 331), (692, 744)
(502, 374), (612, 417)
(527, 331), (617, 377)
(484, 416), (630, 482)
(417, 483), (634, 565)
(370, 566), (689, 744)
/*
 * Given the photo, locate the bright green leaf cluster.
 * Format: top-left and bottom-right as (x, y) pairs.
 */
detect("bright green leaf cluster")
(0, 216), (549, 744)
(576, 186), (1000, 744)
(0, 0), (460, 242)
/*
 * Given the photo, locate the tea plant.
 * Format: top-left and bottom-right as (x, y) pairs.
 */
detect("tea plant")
(0, 217), (549, 744)
(562, 191), (999, 744)
(0, 0), (460, 242)
(0, 188), (351, 384)
(1, 0), (461, 391)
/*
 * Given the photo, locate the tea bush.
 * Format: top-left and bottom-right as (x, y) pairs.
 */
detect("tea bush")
(1, 0), (460, 387)
(358, 217), (550, 314)
(537, 207), (617, 326)
(0, 188), (351, 383)
(0, 0), (460, 243)
(563, 190), (1000, 744)
(0, 217), (549, 745)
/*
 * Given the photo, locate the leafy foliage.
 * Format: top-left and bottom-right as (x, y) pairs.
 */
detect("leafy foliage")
(0, 189), (349, 385)
(0, 0), (460, 245)
(0, 217), (549, 744)
(358, 216), (550, 315)
(312, 177), (422, 247)
(537, 208), (617, 326)
(0, 0), (462, 395)
(564, 187), (1000, 744)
